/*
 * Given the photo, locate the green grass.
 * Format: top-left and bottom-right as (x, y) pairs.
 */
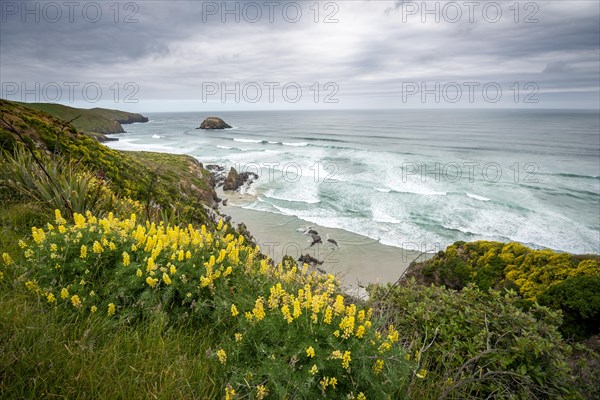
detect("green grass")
(0, 291), (221, 400)
(15, 102), (146, 134)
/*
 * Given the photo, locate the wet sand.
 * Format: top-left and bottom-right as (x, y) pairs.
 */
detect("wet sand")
(218, 189), (432, 295)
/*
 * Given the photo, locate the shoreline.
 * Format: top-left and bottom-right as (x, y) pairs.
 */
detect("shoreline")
(218, 188), (433, 295)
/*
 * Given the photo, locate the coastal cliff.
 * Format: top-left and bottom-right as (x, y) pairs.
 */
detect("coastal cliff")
(16, 102), (149, 138)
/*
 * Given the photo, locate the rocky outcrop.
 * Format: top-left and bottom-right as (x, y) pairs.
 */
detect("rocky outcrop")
(198, 117), (232, 130)
(298, 253), (324, 266)
(223, 167), (240, 191)
(206, 164), (227, 188)
(222, 167), (259, 191)
(115, 114), (149, 124)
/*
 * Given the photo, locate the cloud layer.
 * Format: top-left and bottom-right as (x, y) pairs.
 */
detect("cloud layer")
(1, 0), (598, 111)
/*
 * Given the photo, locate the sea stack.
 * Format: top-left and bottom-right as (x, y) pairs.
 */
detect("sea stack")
(198, 117), (232, 130)
(222, 167), (259, 191)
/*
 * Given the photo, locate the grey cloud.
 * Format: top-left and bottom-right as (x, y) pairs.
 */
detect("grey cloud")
(0, 0), (598, 110)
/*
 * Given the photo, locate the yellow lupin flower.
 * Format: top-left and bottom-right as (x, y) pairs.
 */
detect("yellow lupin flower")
(90, 305), (97, 313)
(71, 295), (82, 308)
(231, 304), (239, 317)
(146, 257), (155, 272)
(73, 213), (86, 228)
(309, 364), (318, 375)
(387, 325), (399, 343)
(234, 333), (243, 342)
(306, 346), (315, 358)
(162, 273), (172, 285)
(334, 295), (345, 315)
(60, 288), (69, 299)
(256, 385), (268, 400)
(46, 293), (56, 303)
(324, 306), (333, 324)
(122, 252), (130, 266)
(373, 359), (384, 374)
(92, 241), (103, 254)
(225, 385), (236, 400)
(2, 253), (13, 265)
(80, 245), (87, 259)
(216, 348), (227, 364)
(355, 325), (366, 338)
(339, 315), (356, 338)
(319, 377), (338, 391)
(25, 280), (39, 293)
(357, 309), (365, 322)
(107, 303), (116, 315)
(281, 304), (293, 323)
(341, 351), (352, 370)
(31, 227), (46, 244)
(378, 341), (391, 354)
(293, 299), (302, 319)
(252, 297), (266, 321)
(416, 368), (428, 379)
(357, 393), (367, 400)
(146, 277), (159, 287)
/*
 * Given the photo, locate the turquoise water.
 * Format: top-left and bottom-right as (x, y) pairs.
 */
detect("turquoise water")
(106, 109), (600, 254)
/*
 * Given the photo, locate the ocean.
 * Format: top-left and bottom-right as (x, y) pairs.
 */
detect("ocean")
(105, 109), (600, 255)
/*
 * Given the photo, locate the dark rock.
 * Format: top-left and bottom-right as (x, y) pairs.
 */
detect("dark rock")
(223, 167), (259, 191)
(197, 117), (232, 130)
(298, 253), (324, 265)
(223, 167), (240, 191)
(222, 199), (228, 206)
(309, 233), (322, 247)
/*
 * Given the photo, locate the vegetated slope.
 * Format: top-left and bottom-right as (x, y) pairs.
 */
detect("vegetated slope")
(0, 99), (216, 221)
(408, 240), (600, 339)
(15, 101), (147, 134)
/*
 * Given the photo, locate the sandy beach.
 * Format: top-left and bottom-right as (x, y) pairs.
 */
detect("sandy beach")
(218, 189), (432, 294)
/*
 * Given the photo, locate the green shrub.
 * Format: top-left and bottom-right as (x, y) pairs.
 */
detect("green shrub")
(369, 280), (577, 399)
(538, 276), (600, 340)
(412, 241), (600, 339)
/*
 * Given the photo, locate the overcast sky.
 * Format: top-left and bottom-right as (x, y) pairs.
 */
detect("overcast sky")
(1, 0), (599, 112)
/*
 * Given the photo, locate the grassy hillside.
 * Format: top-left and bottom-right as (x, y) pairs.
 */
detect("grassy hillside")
(0, 99), (216, 223)
(15, 102), (147, 135)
